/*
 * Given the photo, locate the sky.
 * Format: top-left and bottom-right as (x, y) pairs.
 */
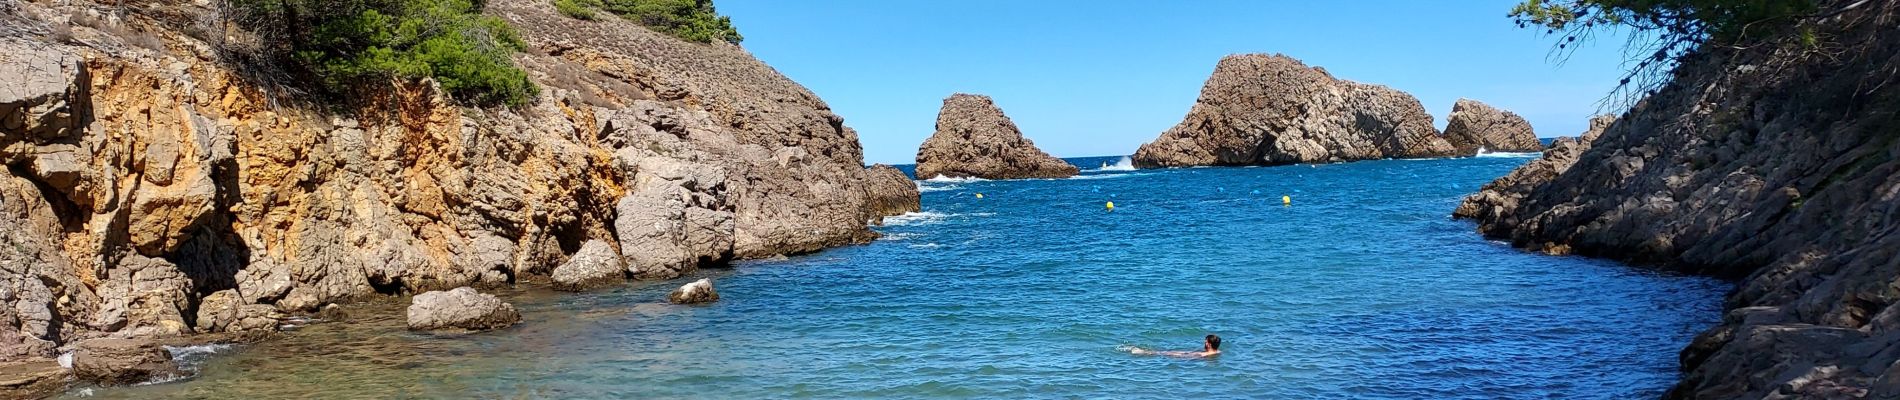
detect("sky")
(719, 0), (1640, 165)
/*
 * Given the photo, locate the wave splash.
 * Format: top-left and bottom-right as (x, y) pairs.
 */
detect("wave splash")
(1474, 150), (1539, 158)
(1088, 157), (1136, 172)
(880, 211), (954, 226)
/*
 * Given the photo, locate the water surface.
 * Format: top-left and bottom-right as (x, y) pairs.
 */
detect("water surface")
(73, 155), (1728, 399)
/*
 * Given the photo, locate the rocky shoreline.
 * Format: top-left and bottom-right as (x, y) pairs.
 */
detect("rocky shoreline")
(1456, 0), (1900, 397)
(0, 0), (916, 395)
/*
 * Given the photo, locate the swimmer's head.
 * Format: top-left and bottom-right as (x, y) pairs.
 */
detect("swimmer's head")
(1205, 334), (1221, 351)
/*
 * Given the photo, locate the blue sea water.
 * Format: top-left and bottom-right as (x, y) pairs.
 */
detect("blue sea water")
(74, 155), (1728, 399)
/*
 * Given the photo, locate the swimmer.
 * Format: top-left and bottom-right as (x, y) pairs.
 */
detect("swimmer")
(1128, 334), (1221, 358)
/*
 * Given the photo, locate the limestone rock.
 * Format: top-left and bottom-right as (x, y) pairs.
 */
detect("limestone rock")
(71, 338), (179, 386)
(192, 290), (278, 334)
(667, 278), (719, 304)
(614, 180), (734, 281)
(1442, 98), (1541, 154)
(405, 287), (521, 332)
(914, 94), (1078, 179)
(0, 0), (900, 355)
(0, 360), (70, 399)
(1456, 2), (1900, 396)
(861, 164), (921, 224)
(1132, 54), (1454, 167)
(0, 36), (83, 143)
(551, 240), (625, 291)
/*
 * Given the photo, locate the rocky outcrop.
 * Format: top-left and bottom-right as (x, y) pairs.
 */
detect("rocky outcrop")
(914, 94), (1078, 179)
(1455, 1), (1900, 397)
(1453, 115), (1613, 223)
(405, 287), (521, 332)
(0, 0), (914, 371)
(667, 278), (719, 304)
(1442, 99), (1541, 154)
(861, 164), (920, 224)
(1132, 54), (1455, 168)
(550, 240), (624, 291)
(70, 339), (178, 386)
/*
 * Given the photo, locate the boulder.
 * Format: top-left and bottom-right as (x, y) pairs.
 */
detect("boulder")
(1132, 54), (1455, 167)
(861, 164), (920, 224)
(914, 94), (1078, 179)
(667, 278), (719, 304)
(70, 338), (178, 386)
(405, 287), (521, 332)
(192, 289), (279, 334)
(1442, 98), (1541, 154)
(551, 240), (625, 291)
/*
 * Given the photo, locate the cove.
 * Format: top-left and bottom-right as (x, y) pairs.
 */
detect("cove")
(70, 156), (1726, 399)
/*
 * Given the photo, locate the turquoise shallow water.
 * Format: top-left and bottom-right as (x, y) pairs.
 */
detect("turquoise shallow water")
(73, 155), (1728, 399)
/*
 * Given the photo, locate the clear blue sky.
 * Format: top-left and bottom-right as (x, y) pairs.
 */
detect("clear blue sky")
(720, 0), (1638, 165)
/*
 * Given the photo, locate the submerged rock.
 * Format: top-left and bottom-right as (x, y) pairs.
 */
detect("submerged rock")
(406, 287), (521, 332)
(551, 240), (625, 291)
(70, 338), (178, 386)
(1132, 54), (1454, 168)
(861, 164), (921, 224)
(1442, 98), (1541, 154)
(667, 278), (719, 304)
(915, 94), (1078, 180)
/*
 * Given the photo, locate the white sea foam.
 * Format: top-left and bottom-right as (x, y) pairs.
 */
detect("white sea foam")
(57, 351), (73, 369)
(923, 175), (989, 183)
(1475, 151), (1539, 158)
(1088, 156), (1136, 172)
(876, 232), (918, 241)
(915, 182), (960, 192)
(165, 343), (234, 360)
(1067, 173), (1145, 181)
(909, 242), (943, 249)
(881, 211), (953, 226)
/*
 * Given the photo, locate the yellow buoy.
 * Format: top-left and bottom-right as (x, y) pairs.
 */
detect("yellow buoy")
(1106, 201), (1115, 211)
(1282, 195), (1291, 206)
(975, 193), (985, 199)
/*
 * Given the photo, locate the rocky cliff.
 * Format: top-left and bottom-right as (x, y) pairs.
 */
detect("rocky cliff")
(0, 0), (914, 380)
(1442, 98), (1542, 154)
(1456, 1), (1900, 397)
(914, 94), (1078, 180)
(1131, 54), (1456, 168)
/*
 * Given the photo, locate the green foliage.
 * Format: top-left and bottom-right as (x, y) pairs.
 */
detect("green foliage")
(1509, 0), (1815, 106)
(1512, 0), (1814, 43)
(593, 0), (743, 44)
(231, 0), (538, 106)
(554, 0), (602, 20)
